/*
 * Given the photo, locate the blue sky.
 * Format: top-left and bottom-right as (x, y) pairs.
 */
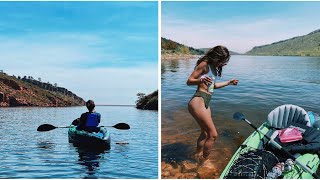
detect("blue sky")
(162, 2), (320, 53)
(0, 2), (158, 105)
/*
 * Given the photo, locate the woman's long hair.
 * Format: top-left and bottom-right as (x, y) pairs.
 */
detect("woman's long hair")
(195, 45), (230, 77)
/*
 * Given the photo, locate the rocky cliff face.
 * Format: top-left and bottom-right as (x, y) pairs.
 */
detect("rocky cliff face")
(0, 73), (85, 107)
(136, 90), (158, 110)
(20, 77), (84, 103)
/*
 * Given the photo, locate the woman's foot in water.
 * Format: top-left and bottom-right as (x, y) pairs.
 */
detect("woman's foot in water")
(193, 151), (203, 163)
(200, 158), (215, 169)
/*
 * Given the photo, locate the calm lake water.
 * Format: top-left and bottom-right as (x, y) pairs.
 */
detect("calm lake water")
(0, 106), (158, 178)
(161, 55), (320, 178)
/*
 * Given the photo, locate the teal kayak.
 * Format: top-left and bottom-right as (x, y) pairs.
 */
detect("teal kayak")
(68, 125), (111, 149)
(220, 105), (320, 179)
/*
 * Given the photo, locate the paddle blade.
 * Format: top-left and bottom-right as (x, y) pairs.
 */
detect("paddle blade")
(233, 112), (246, 121)
(37, 124), (57, 132)
(112, 123), (130, 130)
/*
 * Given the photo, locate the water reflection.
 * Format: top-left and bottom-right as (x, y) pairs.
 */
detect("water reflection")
(75, 146), (109, 179)
(161, 64), (167, 75)
(37, 141), (55, 150)
(162, 59), (181, 74)
(168, 60), (179, 72)
(1, 106), (157, 178)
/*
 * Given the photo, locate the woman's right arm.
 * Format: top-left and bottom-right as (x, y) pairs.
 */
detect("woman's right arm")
(186, 62), (207, 86)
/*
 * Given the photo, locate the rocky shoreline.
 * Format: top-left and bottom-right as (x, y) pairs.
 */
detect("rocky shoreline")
(161, 53), (201, 61)
(161, 160), (220, 179)
(0, 73), (85, 107)
(136, 90), (158, 110)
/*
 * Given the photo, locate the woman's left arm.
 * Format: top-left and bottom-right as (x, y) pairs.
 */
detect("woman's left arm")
(214, 79), (238, 89)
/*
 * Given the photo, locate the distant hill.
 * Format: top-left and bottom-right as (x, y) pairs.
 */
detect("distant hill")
(246, 29), (320, 56)
(161, 37), (205, 55)
(0, 71), (85, 107)
(135, 90), (158, 110)
(200, 48), (241, 55)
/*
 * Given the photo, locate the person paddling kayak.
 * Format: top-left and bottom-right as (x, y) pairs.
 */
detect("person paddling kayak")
(77, 100), (101, 133)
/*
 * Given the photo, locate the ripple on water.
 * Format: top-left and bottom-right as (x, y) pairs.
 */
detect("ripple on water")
(0, 106), (158, 179)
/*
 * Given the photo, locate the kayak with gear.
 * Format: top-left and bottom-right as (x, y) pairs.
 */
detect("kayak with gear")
(68, 125), (111, 150)
(220, 104), (320, 179)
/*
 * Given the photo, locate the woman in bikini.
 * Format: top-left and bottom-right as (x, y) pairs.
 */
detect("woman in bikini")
(187, 45), (239, 163)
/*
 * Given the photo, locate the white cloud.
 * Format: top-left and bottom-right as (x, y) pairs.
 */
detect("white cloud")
(125, 35), (156, 42)
(0, 33), (158, 104)
(0, 33), (111, 66)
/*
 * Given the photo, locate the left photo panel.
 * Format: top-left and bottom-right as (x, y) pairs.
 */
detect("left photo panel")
(0, 1), (158, 179)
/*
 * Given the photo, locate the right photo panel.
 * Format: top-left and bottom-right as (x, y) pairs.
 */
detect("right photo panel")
(161, 1), (320, 179)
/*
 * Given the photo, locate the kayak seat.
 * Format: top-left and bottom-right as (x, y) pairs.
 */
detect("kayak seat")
(266, 104), (311, 129)
(259, 104), (311, 152)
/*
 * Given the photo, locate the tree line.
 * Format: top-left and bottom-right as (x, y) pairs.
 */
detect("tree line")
(0, 70), (81, 100)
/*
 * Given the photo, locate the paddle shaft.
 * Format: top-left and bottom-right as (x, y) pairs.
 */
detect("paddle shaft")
(58, 125), (126, 129)
(53, 126), (124, 129)
(37, 122), (129, 132)
(57, 126), (70, 128)
(243, 118), (320, 179)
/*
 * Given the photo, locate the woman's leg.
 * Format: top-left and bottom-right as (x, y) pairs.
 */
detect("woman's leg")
(194, 129), (207, 162)
(202, 107), (217, 158)
(196, 130), (207, 154)
(189, 97), (218, 159)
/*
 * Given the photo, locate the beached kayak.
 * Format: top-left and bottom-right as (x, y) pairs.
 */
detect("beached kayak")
(68, 125), (111, 149)
(220, 104), (320, 179)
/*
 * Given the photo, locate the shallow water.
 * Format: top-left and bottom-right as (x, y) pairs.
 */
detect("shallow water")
(161, 55), (320, 178)
(0, 106), (158, 178)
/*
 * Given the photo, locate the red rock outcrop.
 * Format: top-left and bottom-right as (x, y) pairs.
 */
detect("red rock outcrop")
(0, 74), (85, 107)
(0, 78), (23, 90)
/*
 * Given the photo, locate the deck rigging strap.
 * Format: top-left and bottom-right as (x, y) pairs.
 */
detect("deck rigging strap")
(224, 146), (279, 179)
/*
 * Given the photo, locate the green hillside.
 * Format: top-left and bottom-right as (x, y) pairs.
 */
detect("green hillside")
(246, 29), (320, 56)
(161, 37), (205, 55)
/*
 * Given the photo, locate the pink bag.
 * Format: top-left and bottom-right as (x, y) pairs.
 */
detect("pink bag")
(279, 127), (303, 143)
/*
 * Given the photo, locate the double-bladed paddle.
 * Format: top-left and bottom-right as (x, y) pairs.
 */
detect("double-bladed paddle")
(37, 122), (130, 132)
(232, 112), (320, 179)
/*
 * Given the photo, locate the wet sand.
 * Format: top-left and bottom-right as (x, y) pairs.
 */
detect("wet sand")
(161, 108), (248, 179)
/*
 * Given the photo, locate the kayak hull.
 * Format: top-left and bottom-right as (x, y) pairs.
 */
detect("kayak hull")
(68, 125), (111, 150)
